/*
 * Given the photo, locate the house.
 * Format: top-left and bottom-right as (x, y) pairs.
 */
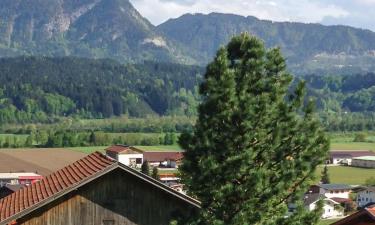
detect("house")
(355, 186), (375, 208)
(0, 173), (42, 187)
(352, 156), (375, 168)
(329, 151), (375, 165)
(304, 194), (343, 219)
(105, 145), (144, 168)
(143, 152), (184, 168)
(332, 205), (375, 225)
(308, 184), (353, 199)
(0, 152), (200, 225)
(0, 184), (25, 199)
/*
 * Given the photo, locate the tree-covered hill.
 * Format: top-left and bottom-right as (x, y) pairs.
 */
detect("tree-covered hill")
(157, 13), (375, 73)
(0, 57), (202, 123)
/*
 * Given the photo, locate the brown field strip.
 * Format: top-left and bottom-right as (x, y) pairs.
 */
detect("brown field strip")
(0, 148), (87, 176)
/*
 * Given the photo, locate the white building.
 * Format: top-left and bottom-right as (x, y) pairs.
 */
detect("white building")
(329, 151), (375, 165)
(105, 145), (144, 168)
(317, 184), (352, 199)
(305, 194), (343, 219)
(0, 173), (43, 186)
(352, 156), (375, 168)
(356, 186), (375, 208)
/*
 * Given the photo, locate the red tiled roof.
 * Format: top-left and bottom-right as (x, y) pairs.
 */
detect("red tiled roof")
(0, 152), (115, 223)
(105, 145), (143, 154)
(143, 152), (184, 162)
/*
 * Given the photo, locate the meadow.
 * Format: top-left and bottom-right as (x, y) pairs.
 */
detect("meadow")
(316, 165), (375, 185)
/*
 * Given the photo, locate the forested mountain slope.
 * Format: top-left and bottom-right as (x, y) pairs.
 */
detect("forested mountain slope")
(0, 57), (202, 123)
(158, 13), (375, 73)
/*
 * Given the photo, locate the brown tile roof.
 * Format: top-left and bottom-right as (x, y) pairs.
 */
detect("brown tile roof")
(0, 152), (115, 223)
(0, 152), (200, 224)
(332, 205), (375, 225)
(105, 145), (143, 154)
(143, 152), (184, 162)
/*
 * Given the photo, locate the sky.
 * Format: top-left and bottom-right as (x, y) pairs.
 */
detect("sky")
(129, 0), (374, 31)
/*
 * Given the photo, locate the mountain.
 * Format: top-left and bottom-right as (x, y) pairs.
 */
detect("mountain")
(0, 0), (193, 63)
(157, 13), (375, 74)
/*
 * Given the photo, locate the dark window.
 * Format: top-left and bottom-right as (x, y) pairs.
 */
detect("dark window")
(136, 158), (142, 164)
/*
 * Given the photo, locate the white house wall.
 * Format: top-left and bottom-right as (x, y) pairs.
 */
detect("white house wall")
(357, 190), (375, 207)
(118, 154), (143, 168)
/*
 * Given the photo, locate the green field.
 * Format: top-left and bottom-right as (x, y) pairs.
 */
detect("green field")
(68, 146), (107, 154)
(316, 165), (375, 185)
(330, 142), (375, 151)
(67, 145), (182, 154)
(318, 219), (340, 225)
(135, 145), (183, 152)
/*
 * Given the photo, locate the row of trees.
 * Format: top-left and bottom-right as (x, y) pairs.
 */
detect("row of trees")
(0, 131), (178, 148)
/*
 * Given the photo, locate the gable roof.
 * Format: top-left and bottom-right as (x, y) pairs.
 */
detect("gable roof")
(330, 151), (375, 158)
(105, 145), (143, 154)
(0, 152), (200, 224)
(143, 152), (184, 162)
(319, 184), (352, 190)
(332, 205), (375, 225)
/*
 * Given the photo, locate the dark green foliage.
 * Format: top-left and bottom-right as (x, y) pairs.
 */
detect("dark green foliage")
(179, 34), (329, 224)
(365, 177), (375, 186)
(141, 161), (150, 176)
(152, 167), (159, 180)
(321, 166), (330, 184)
(0, 57), (202, 123)
(353, 133), (367, 142)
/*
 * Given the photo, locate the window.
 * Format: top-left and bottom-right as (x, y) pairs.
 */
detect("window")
(103, 219), (115, 225)
(136, 158), (142, 164)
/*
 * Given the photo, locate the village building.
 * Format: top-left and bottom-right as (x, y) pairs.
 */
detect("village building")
(0, 152), (200, 225)
(352, 156), (375, 168)
(143, 151), (184, 168)
(332, 205), (375, 225)
(329, 151), (375, 165)
(0, 173), (42, 187)
(304, 194), (343, 219)
(355, 186), (375, 208)
(308, 184), (352, 199)
(105, 145), (144, 168)
(0, 184), (25, 200)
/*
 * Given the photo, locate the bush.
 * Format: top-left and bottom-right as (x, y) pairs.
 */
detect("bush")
(354, 133), (367, 142)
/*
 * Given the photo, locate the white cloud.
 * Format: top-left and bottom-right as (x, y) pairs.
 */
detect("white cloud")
(130, 0), (349, 25)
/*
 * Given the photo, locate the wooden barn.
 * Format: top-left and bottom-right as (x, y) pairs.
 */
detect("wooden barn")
(0, 152), (200, 225)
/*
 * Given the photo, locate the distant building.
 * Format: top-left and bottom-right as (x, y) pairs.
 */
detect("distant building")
(332, 205), (375, 225)
(0, 173), (42, 186)
(304, 194), (343, 219)
(308, 184), (353, 199)
(0, 152), (200, 225)
(355, 186), (375, 208)
(105, 145), (144, 168)
(143, 152), (184, 168)
(329, 151), (375, 165)
(0, 184), (25, 199)
(352, 156), (375, 168)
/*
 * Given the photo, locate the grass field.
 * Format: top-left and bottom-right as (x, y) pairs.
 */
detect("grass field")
(318, 219), (340, 225)
(135, 145), (183, 152)
(68, 146), (107, 154)
(316, 165), (375, 185)
(330, 142), (375, 151)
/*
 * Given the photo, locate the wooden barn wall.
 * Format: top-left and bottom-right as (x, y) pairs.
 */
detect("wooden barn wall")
(16, 169), (198, 225)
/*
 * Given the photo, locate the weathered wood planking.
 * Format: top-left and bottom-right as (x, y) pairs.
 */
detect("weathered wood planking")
(16, 169), (197, 225)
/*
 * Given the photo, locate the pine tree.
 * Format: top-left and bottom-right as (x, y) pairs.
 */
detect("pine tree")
(179, 33), (329, 225)
(152, 167), (159, 180)
(141, 161), (150, 176)
(321, 165), (330, 184)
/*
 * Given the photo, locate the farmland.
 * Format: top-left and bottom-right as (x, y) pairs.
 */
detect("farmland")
(0, 148), (86, 176)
